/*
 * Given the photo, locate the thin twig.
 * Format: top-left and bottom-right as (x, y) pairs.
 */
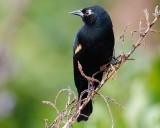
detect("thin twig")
(78, 61), (100, 84)
(97, 93), (114, 128)
(45, 119), (49, 128)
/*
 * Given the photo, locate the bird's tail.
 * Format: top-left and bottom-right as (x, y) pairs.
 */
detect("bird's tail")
(77, 100), (93, 122)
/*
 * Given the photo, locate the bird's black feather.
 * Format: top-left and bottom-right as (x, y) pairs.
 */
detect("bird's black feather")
(71, 5), (115, 122)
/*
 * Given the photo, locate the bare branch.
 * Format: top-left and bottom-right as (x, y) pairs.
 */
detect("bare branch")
(44, 6), (160, 128)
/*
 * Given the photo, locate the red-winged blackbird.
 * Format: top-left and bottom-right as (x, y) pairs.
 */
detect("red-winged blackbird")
(70, 5), (115, 122)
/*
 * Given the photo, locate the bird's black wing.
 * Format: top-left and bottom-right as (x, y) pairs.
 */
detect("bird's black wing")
(73, 35), (88, 97)
(73, 33), (93, 122)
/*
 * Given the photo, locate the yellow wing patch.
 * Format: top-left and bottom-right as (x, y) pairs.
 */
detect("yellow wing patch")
(75, 44), (82, 54)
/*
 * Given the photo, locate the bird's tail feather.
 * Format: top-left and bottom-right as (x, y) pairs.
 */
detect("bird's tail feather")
(77, 100), (93, 122)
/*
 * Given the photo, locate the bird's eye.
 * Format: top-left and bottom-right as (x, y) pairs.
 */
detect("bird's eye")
(85, 10), (90, 15)
(84, 9), (93, 16)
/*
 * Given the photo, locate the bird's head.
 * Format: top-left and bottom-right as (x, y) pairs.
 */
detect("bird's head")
(70, 5), (112, 27)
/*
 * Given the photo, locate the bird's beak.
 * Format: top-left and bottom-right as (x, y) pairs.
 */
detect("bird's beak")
(69, 9), (84, 17)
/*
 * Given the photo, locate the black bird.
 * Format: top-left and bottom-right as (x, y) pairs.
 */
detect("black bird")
(70, 5), (114, 122)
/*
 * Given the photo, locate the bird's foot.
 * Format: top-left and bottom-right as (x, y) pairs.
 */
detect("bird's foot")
(111, 56), (120, 66)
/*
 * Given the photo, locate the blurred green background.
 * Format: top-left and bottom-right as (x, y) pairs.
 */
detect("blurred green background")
(0, 0), (160, 128)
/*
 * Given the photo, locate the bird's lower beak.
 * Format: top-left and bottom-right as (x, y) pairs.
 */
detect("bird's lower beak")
(69, 10), (84, 17)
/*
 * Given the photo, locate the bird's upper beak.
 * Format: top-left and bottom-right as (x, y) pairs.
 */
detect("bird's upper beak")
(69, 9), (84, 17)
